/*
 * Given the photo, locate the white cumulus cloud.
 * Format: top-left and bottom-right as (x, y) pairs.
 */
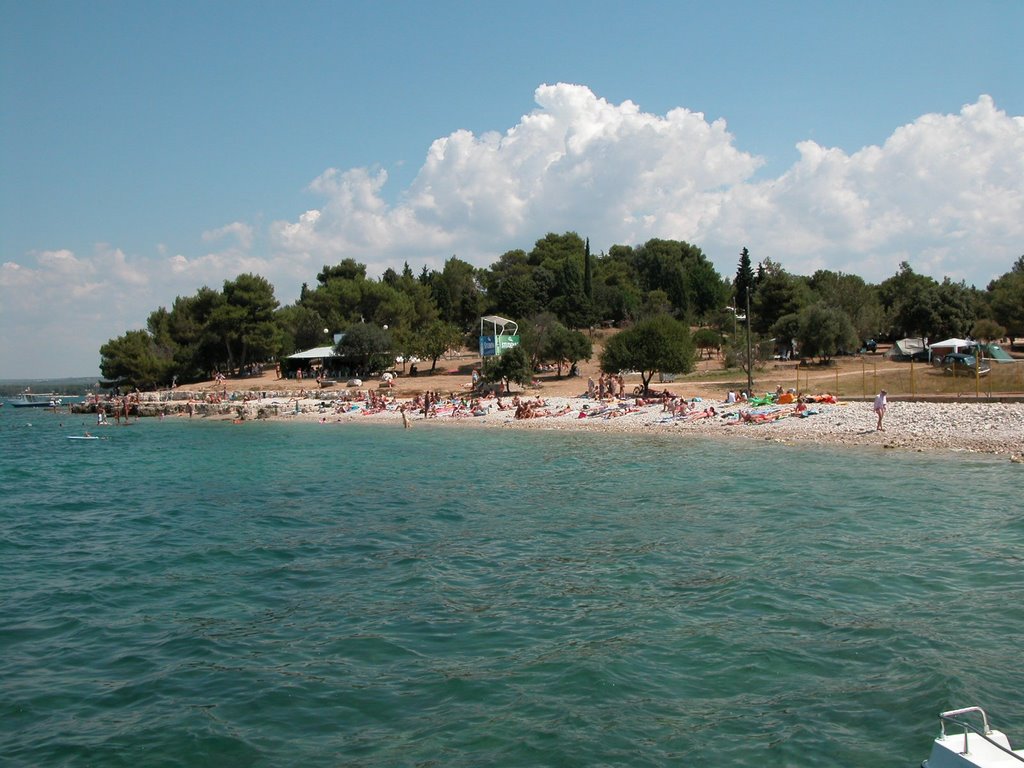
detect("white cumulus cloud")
(4, 84), (1022, 377)
(202, 221), (254, 249)
(270, 84), (1023, 287)
(270, 83), (766, 274)
(710, 94), (1024, 281)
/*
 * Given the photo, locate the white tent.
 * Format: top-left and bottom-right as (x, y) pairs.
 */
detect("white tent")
(928, 338), (972, 352)
(928, 338), (974, 361)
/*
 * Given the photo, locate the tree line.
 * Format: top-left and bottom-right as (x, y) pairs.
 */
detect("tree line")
(98, 232), (1024, 391)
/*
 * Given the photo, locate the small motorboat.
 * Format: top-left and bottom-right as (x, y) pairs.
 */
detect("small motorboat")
(922, 707), (1024, 767)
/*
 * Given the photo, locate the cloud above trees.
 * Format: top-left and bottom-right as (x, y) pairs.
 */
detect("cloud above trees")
(2, 83), (1022, 376)
(271, 84), (1024, 286)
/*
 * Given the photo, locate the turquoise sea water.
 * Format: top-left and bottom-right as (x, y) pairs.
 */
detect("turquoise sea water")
(2, 412), (1021, 767)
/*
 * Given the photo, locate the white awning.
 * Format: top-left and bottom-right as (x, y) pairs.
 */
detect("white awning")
(928, 338), (972, 350)
(287, 345), (338, 360)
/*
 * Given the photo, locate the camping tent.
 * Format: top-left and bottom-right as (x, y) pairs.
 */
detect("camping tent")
(974, 342), (1017, 363)
(886, 338), (928, 361)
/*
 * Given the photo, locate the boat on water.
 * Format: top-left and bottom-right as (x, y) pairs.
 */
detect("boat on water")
(8, 392), (63, 408)
(922, 707), (1024, 767)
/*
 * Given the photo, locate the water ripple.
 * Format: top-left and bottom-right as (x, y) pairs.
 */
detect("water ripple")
(1, 417), (1021, 766)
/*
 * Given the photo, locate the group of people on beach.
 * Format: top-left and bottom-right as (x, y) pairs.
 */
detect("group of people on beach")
(587, 373), (628, 399)
(405, 390), (491, 419)
(324, 388), (396, 415)
(299, 382), (850, 428)
(511, 396), (571, 419)
(90, 365), (885, 433)
(69, 374), (866, 432)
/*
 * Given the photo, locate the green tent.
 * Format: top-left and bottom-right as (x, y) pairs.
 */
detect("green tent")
(974, 342), (1016, 363)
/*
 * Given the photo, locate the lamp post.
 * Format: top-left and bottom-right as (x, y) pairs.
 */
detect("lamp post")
(745, 291), (753, 397)
(725, 301), (754, 397)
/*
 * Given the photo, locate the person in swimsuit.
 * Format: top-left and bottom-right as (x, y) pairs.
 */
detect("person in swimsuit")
(873, 389), (888, 431)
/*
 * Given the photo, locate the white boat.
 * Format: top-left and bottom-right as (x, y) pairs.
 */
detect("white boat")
(8, 392), (62, 408)
(922, 707), (1024, 767)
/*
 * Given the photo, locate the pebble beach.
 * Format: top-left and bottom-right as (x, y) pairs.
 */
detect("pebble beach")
(100, 387), (1024, 457)
(285, 394), (1024, 455)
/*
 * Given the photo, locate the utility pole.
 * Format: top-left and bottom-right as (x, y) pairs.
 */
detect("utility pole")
(745, 291), (753, 397)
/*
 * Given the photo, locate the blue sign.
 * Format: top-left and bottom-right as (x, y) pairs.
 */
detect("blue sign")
(479, 335), (520, 357)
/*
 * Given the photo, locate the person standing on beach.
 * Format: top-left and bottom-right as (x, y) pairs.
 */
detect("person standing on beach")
(873, 389), (887, 431)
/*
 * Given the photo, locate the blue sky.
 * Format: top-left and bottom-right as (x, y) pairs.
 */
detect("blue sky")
(2, 1), (1022, 378)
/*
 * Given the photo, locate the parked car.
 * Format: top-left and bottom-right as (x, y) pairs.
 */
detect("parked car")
(943, 353), (991, 376)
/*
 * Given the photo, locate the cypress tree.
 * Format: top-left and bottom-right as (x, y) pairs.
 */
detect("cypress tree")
(735, 247), (755, 309)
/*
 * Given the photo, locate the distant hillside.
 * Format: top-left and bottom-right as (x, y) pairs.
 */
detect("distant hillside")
(0, 378), (100, 397)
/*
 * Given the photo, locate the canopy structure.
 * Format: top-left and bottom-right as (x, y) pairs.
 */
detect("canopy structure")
(479, 315), (520, 359)
(480, 315), (518, 337)
(928, 338), (973, 354)
(288, 333), (347, 361)
(287, 345), (339, 360)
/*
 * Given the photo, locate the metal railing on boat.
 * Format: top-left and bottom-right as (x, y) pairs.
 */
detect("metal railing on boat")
(937, 707), (1024, 764)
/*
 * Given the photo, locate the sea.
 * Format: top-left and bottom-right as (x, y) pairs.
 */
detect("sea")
(2, 411), (1021, 767)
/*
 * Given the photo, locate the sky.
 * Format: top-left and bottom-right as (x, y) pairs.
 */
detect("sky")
(2, 1), (1022, 379)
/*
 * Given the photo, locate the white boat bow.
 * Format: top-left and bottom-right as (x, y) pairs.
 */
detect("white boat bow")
(923, 707), (1024, 768)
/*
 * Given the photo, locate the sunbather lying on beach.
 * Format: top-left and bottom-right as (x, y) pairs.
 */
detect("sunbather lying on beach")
(577, 404), (613, 418)
(605, 403), (643, 418)
(729, 406), (795, 424)
(803, 393), (837, 404)
(682, 406), (717, 421)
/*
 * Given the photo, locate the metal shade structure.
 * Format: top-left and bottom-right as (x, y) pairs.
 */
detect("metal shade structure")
(480, 315), (518, 336)
(479, 315), (520, 358)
